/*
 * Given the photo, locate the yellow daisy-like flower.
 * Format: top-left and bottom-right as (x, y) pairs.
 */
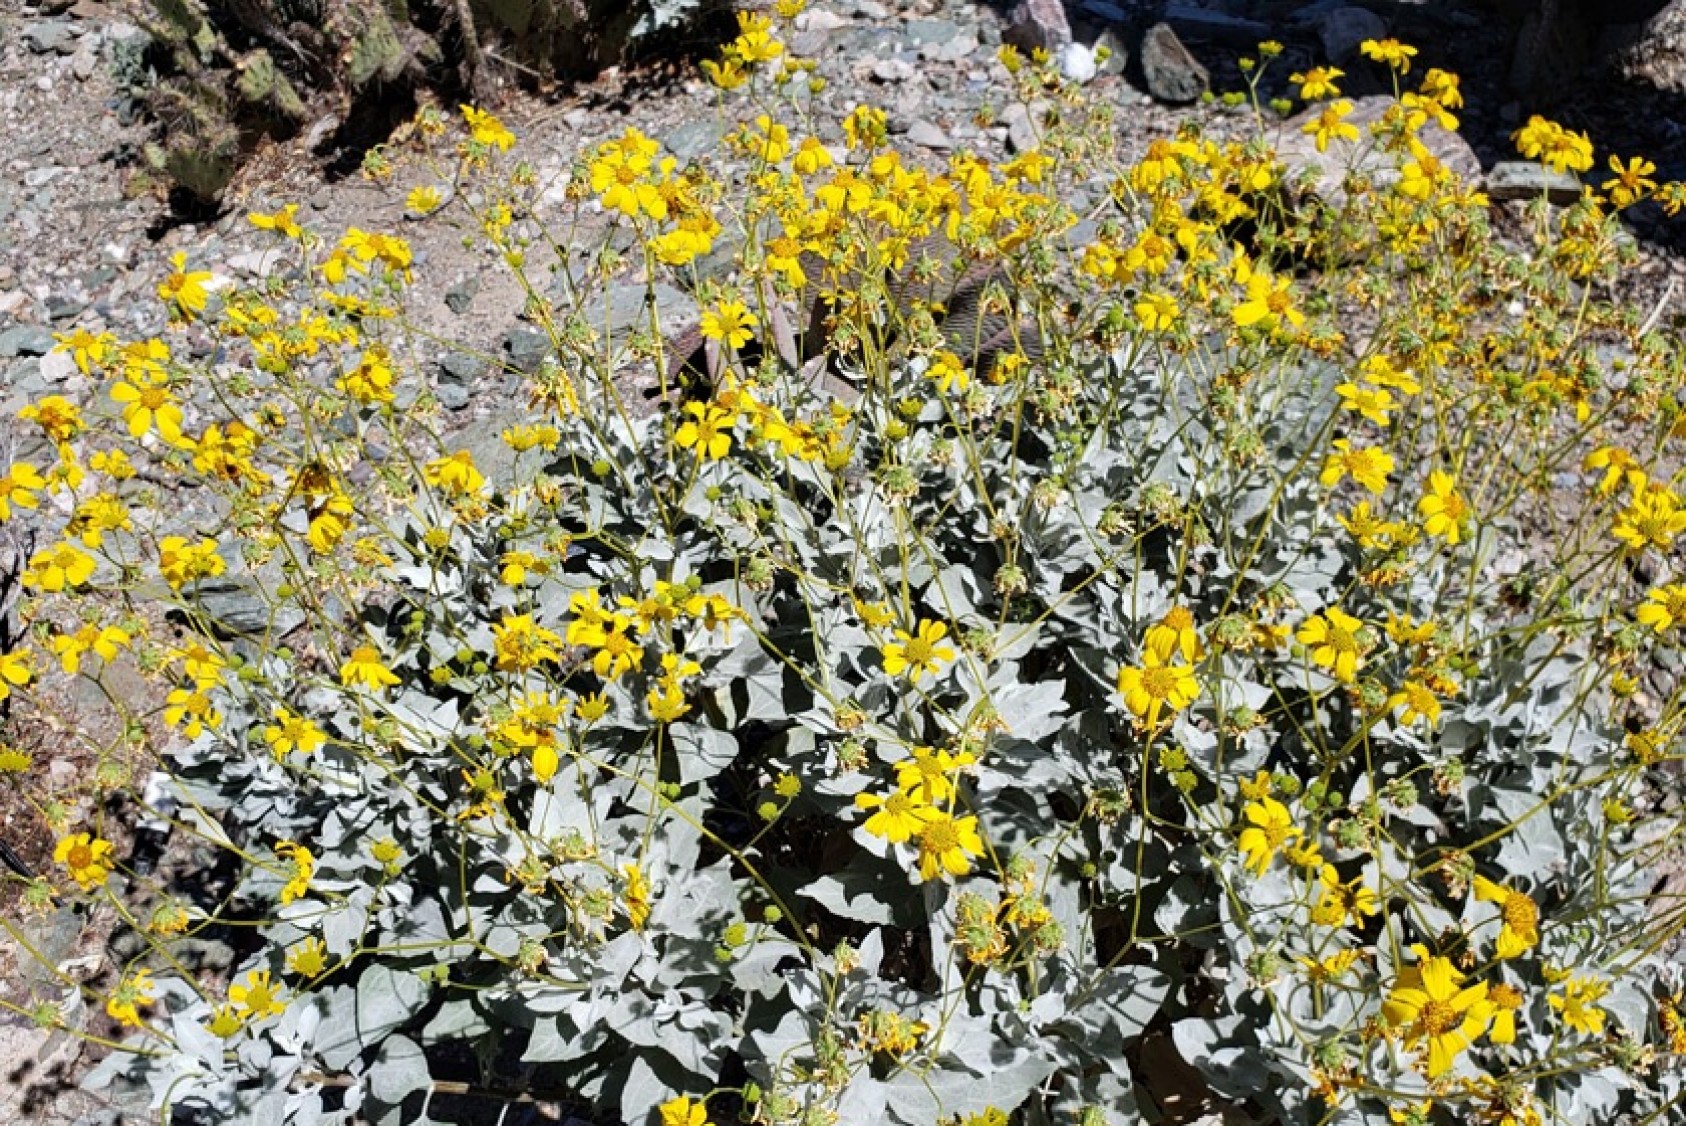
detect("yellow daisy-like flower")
(157, 251), (214, 318)
(460, 105), (515, 151)
(1320, 439), (1394, 495)
(1417, 471), (1470, 544)
(23, 540), (97, 592)
(699, 299), (758, 350)
(674, 402), (736, 461)
(285, 937), (329, 979)
(406, 185), (444, 216)
(340, 644), (400, 690)
(1115, 650), (1200, 728)
(1237, 797), (1299, 876)
(1334, 382), (1397, 427)
(882, 619), (957, 682)
(207, 1004), (246, 1039)
(854, 789), (932, 844)
(1309, 865), (1380, 928)
(1360, 37), (1418, 73)
(894, 746), (977, 806)
(1638, 583), (1686, 632)
(229, 969), (288, 1019)
(248, 204), (303, 239)
(54, 831), (115, 889)
(424, 450), (486, 496)
(1134, 291), (1180, 332)
(1382, 954), (1491, 1078)
(491, 613), (564, 673)
(916, 810), (985, 881)
(659, 1095), (715, 1126)
(1548, 975), (1608, 1036)
(1296, 607), (1367, 684)
(106, 968), (155, 1028)
(264, 708), (326, 760)
(1473, 876), (1540, 959)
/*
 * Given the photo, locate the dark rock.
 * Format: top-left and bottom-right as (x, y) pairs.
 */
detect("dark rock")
(1003, 0), (1072, 53)
(505, 327), (552, 373)
(47, 294), (88, 321)
(1318, 7), (1387, 63)
(444, 276), (477, 315)
(439, 351), (487, 384)
(1139, 23), (1209, 104)
(436, 382), (470, 411)
(1162, 3), (1272, 46)
(0, 324), (55, 357)
(1615, 0), (1686, 96)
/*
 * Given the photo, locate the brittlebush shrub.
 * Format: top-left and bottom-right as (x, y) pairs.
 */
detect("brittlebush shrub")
(4, 15), (1686, 1126)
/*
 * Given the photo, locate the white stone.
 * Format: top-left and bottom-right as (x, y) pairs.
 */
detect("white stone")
(1059, 42), (1097, 84)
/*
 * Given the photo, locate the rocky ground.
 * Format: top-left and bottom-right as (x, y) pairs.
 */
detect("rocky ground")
(2, 0), (1686, 1121)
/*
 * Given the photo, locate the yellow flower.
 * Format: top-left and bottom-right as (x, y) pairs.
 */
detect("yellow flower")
(229, 969), (288, 1019)
(49, 624), (131, 675)
(285, 937), (328, 979)
(659, 1095), (714, 1126)
(207, 1004), (246, 1038)
(1602, 154), (1656, 208)
(1334, 382), (1397, 426)
(1134, 291), (1180, 332)
(1299, 948), (1360, 982)
(340, 644), (400, 690)
(882, 619), (957, 682)
(1612, 486), (1686, 551)
(54, 831), (115, 889)
(895, 746), (976, 806)
(1512, 115), (1593, 174)
(263, 709), (326, 760)
(248, 204), (303, 238)
(106, 968), (155, 1028)
(461, 105), (515, 151)
(338, 347), (396, 404)
(1309, 865), (1380, 928)
(275, 841), (314, 904)
(1382, 954), (1491, 1078)
(424, 450), (486, 496)
(928, 350), (968, 394)
(1237, 797), (1298, 875)
(1547, 975), (1608, 1035)
(1390, 678), (1442, 726)
(674, 402), (736, 460)
(1231, 266), (1303, 332)
(1296, 607), (1367, 684)
(1638, 583), (1686, 632)
(0, 648), (34, 702)
(406, 185), (444, 216)
(1417, 471), (1470, 544)
(1302, 99), (1359, 153)
(1320, 440), (1393, 494)
(0, 462), (45, 521)
(23, 540), (97, 592)
(1116, 650), (1200, 728)
(110, 374), (185, 444)
(157, 251), (214, 318)
(623, 863), (652, 930)
(492, 613), (564, 672)
(158, 536), (226, 590)
(19, 395), (86, 443)
(699, 299), (758, 350)
(1488, 982), (1524, 1044)
(855, 789), (933, 843)
(1360, 37), (1418, 73)
(1294, 66), (1344, 100)
(1473, 876), (1539, 959)
(916, 810), (985, 881)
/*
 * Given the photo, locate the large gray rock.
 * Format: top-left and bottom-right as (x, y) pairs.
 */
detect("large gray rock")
(1139, 23), (1209, 104)
(0, 324), (55, 358)
(1274, 96), (1481, 205)
(1485, 161), (1584, 204)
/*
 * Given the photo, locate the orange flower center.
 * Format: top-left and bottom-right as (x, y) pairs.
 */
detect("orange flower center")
(903, 638), (936, 665)
(67, 843), (93, 869)
(1141, 667), (1178, 699)
(1418, 999), (1458, 1036)
(1327, 626), (1357, 654)
(1501, 893), (1538, 933)
(921, 818), (959, 853)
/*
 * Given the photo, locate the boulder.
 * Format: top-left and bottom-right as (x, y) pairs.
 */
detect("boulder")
(1140, 23), (1209, 104)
